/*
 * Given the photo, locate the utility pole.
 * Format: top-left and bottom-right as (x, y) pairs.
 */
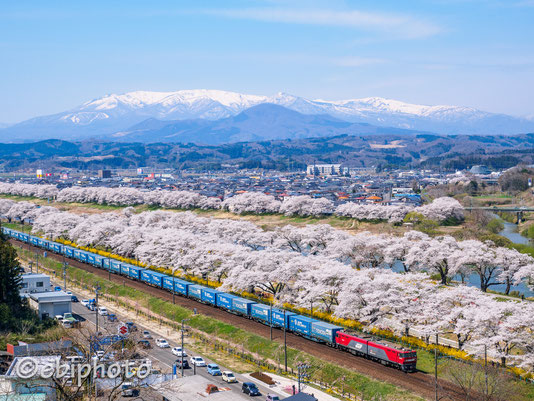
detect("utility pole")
(434, 333), (438, 401)
(284, 309), (287, 372)
(485, 345), (488, 399)
(95, 286), (101, 334)
(269, 300), (273, 341)
(181, 319), (190, 377)
(297, 363), (311, 393)
(63, 261), (68, 291)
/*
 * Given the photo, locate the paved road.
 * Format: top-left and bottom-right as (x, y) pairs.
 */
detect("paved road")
(70, 292), (282, 399)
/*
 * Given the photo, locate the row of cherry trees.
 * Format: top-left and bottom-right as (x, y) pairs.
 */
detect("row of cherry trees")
(1, 198), (533, 370)
(0, 182), (464, 222)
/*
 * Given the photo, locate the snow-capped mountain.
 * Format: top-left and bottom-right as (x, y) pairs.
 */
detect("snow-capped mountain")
(1, 89), (533, 142)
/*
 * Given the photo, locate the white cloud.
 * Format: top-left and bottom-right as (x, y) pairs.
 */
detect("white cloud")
(202, 8), (442, 39)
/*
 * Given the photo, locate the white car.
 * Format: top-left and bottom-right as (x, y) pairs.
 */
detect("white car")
(222, 371), (237, 383)
(80, 300), (90, 307)
(156, 339), (170, 348)
(189, 356), (206, 367)
(142, 330), (152, 339)
(171, 347), (187, 357)
(98, 307), (108, 316)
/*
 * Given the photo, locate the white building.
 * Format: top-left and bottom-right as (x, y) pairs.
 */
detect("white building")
(20, 273), (51, 296)
(307, 164), (342, 176)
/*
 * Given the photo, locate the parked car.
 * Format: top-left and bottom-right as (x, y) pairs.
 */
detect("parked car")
(71, 295), (79, 302)
(98, 307), (108, 316)
(222, 371), (237, 383)
(121, 382), (139, 397)
(107, 313), (117, 322)
(142, 330), (152, 339)
(207, 363), (221, 376)
(62, 313), (77, 323)
(189, 356), (206, 367)
(80, 300), (90, 307)
(126, 322), (137, 332)
(175, 359), (190, 369)
(155, 339), (170, 348)
(137, 340), (151, 349)
(54, 286), (62, 291)
(266, 395), (280, 401)
(65, 291), (73, 296)
(242, 382), (261, 396)
(171, 347), (187, 357)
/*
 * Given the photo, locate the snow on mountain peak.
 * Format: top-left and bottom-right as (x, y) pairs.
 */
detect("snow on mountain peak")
(5, 89), (534, 140)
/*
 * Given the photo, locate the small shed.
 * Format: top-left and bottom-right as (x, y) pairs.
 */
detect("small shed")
(28, 291), (72, 320)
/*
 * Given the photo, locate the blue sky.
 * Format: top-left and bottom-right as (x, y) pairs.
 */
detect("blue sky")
(1, 0), (534, 123)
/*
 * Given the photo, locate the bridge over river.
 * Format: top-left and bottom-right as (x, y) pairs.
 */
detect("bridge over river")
(465, 206), (534, 223)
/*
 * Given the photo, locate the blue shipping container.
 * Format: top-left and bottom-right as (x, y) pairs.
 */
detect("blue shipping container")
(102, 258), (111, 270)
(163, 276), (175, 292)
(110, 260), (121, 274)
(141, 270), (166, 287)
(120, 264), (131, 277)
(310, 321), (343, 343)
(65, 247), (75, 258)
(30, 237), (39, 246)
(188, 285), (204, 300)
(272, 309), (296, 329)
(251, 304), (271, 324)
(231, 298), (255, 316)
(173, 279), (191, 296)
(201, 288), (220, 306)
(129, 266), (145, 280)
(52, 244), (62, 253)
(289, 315), (318, 337)
(87, 254), (96, 265)
(78, 252), (88, 263)
(94, 256), (106, 268)
(216, 293), (237, 310)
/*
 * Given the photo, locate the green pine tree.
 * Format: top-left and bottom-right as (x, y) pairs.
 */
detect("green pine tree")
(0, 232), (23, 309)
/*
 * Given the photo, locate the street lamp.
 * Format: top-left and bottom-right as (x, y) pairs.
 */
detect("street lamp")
(181, 319), (190, 378)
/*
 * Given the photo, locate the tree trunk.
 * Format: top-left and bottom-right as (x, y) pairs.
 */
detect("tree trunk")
(505, 277), (511, 295)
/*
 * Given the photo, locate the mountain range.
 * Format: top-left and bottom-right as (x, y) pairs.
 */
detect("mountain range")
(1, 89), (533, 144)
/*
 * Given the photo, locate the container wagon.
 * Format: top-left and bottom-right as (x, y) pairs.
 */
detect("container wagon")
(231, 298), (255, 316)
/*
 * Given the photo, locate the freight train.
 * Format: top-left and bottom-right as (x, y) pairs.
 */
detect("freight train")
(2, 227), (417, 372)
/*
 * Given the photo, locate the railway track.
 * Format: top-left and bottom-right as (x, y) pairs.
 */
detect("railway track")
(12, 239), (467, 401)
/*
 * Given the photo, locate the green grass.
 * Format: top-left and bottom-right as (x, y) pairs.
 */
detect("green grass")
(473, 194), (513, 199)
(15, 245), (423, 401)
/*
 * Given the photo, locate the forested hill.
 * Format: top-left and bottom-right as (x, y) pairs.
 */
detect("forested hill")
(1, 133), (534, 172)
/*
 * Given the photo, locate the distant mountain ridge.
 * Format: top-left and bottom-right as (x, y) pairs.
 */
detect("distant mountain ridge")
(1, 89), (534, 142)
(112, 103), (424, 144)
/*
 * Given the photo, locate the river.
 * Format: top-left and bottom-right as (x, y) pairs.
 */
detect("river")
(462, 219), (533, 297)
